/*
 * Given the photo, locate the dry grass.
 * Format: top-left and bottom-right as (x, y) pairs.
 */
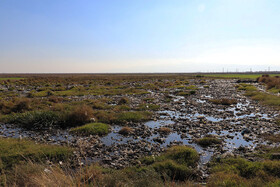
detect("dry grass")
(261, 133), (280, 143)
(0, 146), (201, 186)
(67, 105), (94, 127)
(119, 126), (133, 135)
(257, 75), (280, 89)
(158, 127), (172, 134)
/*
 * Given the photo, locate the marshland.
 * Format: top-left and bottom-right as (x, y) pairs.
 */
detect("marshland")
(0, 73), (280, 186)
(2, 0), (280, 186)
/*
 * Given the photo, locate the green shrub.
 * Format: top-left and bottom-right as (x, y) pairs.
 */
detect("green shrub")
(176, 92), (190, 96)
(114, 105), (131, 111)
(164, 146), (199, 167)
(263, 161), (280, 178)
(211, 157), (262, 179)
(141, 156), (155, 165)
(152, 160), (194, 181)
(195, 136), (222, 147)
(208, 172), (245, 187)
(141, 145), (199, 169)
(237, 84), (257, 91)
(244, 91), (280, 108)
(186, 85), (197, 90)
(0, 138), (72, 169)
(5, 111), (64, 129)
(70, 123), (109, 136)
(236, 159), (262, 178)
(208, 157), (280, 186)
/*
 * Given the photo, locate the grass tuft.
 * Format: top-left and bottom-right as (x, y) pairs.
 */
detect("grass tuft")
(70, 123), (109, 136)
(158, 127), (172, 134)
(195, 135), (222, 147)
(118, 127), (133, 136)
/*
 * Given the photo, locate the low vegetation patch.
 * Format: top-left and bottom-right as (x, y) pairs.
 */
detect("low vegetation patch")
(176, 90), (196, 96)
(0, 97), (31, 114)
(208, 157), (280, 186)
(3, 110), (65, 129)
(66, 105), (94, 127)
(1, 104), (96, 129)
(0, 160), (200, 187)
(251, 145), (280, 161)
(93, 110), (152, 124)
(117, 97), (130, 105)
(136, 103), (160, 111)
(118, 126), (133, 136)
(0, 145), (200, 186)
(195, 135), (222, 147)
(236, 83), (257, 91)
(152, 160), (194, 181)
(277, 119), (280, 126)
(244, 90), (280, 108)
(70, 123), (109, 136)
(141, 146), (199, 181)
(158, 127), (172, 134)
(186, 85), (198, 90)
(257, 74), (280, 90)
(0, 138), (72, 169)
(261, 133), (280, 143)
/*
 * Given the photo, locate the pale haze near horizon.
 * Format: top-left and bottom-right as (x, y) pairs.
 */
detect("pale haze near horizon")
(1, 0), (280, 73)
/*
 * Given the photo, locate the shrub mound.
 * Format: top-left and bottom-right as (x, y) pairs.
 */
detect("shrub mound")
(5, 111), (63, 129)
(158, 127), (172, 134)
(3, 105), (95, 129)
(141, 146), (199, 181)
(118, 127), (133, 136)
(70, 123), (109, 136)
(195, 135), (222, 147)
(209, 157), (280, 186)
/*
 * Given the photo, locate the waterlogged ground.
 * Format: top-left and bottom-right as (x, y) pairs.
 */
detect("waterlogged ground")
(1, 79), (279, 178)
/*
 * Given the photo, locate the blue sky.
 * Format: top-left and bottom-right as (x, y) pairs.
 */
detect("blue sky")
(1, 0), (280, 73)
